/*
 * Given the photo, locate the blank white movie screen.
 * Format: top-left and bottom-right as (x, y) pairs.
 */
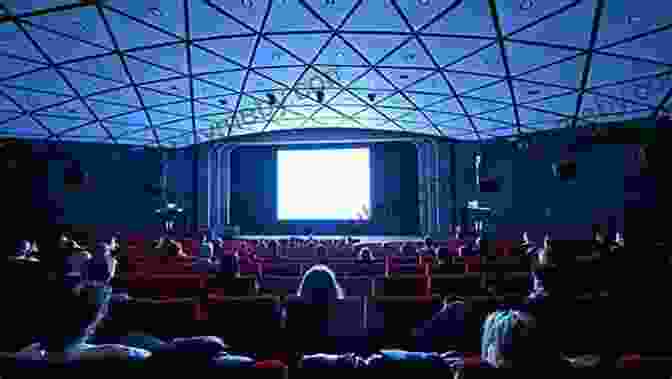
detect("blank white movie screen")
(277, 148), (370, 221)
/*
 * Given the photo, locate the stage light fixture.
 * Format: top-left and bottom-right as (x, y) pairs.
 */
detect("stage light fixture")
(519, 0), (534, 11)
(267, 93), (277, 105)
(368, 93), (376, 102)
(316, 90), (325, 103)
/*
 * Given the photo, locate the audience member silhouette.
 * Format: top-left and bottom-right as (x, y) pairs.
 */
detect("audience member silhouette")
(297, 265), (344, 303)
(85, 237), (118, 284)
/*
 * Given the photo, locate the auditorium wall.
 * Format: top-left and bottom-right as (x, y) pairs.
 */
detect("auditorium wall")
(26, 141), (164, 237)
(452, 126), (639, 242)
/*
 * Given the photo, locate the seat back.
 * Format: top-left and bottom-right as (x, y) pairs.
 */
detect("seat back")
(127, 273), (204, 299)
(367, 296), (442, 350)
(431, 273), (484, 297)
(261, 275), (301, 297)
(378, 276), (430, 297)
(113, 297), (200, 339)
(340, 277), (374, 297)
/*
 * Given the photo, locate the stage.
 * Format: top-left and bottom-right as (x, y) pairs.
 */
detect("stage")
(236, 235), (424, 243)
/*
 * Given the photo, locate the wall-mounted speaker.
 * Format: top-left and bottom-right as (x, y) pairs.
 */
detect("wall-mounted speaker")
(552, 160), (576, 181)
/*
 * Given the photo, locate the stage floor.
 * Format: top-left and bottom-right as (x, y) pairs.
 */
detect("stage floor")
(236, 235), (423, 242)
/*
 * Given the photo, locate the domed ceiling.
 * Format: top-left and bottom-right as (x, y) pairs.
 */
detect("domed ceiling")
(0, 0), (670, 147)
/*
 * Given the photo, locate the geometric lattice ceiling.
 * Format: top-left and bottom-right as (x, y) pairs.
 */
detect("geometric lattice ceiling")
(0, 0), (670, 148)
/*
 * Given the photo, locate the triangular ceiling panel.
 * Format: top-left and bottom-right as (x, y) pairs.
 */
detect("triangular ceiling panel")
(483, 127), (516, 138)
(25, 6), (112, 48)
(87, 87), (141, 107)
(589, 74), (672, 110)
(196, 36), (256, 68)
(600, 28), (672, 66)
(63, 123), (110, 138)
(116, 137), (151, 146)
(151, 101), (192, 117)
(0, 95), (23, 112)
(510, 0), (595, 48)
(163, 132), (194, 148)
(157, 128), (189, 141)
(519, 56), (585, 90)
(244, 71), (279, 93)
(140, 78), (191, 98)
(106, 111), (150, 127)
(447, 44), (507, 76)
(160, 118), (193, 132)
(425, 111), (464, 124)
(328, 91), (369, 107)
(87, 100), (140, 119)
(419, 37), (492, 67)
(61, 54), (129, 83)
(580, 93), (652, 120)
(316, 65), (368, 88)
(107, 0), (186, 38)
(460, 97), (510, 115)
(61, 70), (126, 96)
(343, 33), (410, 64)
(254, 67), (306, 89)
(350, 69), (395, 91)
(314, 36), (369, 67)
(267, 33), (332, 64)
(587, 53), (668, 87)
(399, 0), (466, 30)
(463, 81), (511, 101)
(1, 87), (72, 111)
(0, 118), (50, 137)
(477, 106), (516, 124)
(102, 7), (180, 50)
(0, 110), (22, 123)
(125, 56), (179, 83)
(407, 92), (451, 109)
(147, 110), (187, 126)
(22, 23), (109, 64)
(596, 0), (670, 47)
(472, 118), (510, 131)
(0, 55), (46, 81)
(517, 106), (567, 125)
(376, 94), (416, 110)
(210, 0), (269, 32)
(302, 0), (357, 29)
(422, 0), (496, 36)
(126, 44), (189, 75)
(341, 0), (410, 32)
(442, 71), (501, 95)
(198, 70), (247, 92)
(189, 0), (250, 38)
(438, 117), (474, 132)
(3, 68), (74, 96)
(524, 93), (579, 116)
(425, 97), (464, 113)
(495, 0), (579, 36)
(193, 79), (235, 98)
(506, 42), (579, 76)
(121, 127), (157, 141)
(191, 45), (242, 74)
(0, 23), (46, 62)
(138, 87), (186, 107)
(266, 0), (326, 32)
(32, 115), (89, 134)
(253, 38), (303, 67)
(197, 94), (238, 111)
(193, 102), (228, 117)
(380, 38), (434, 67)
(35, 99), (94, 120)
(512, 80), (573, 104)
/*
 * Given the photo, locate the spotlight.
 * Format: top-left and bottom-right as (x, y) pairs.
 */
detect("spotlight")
(418, 0), (430, 5)
(266, 93), (277, 105)
(316, 90), (324, 103)
(368, 93), (376, 102)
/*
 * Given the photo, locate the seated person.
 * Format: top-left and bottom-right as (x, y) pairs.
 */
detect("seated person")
(479, 309), (571, 369)
(64, 239), (92, 283)
(217, 250), (240, 281)
(357, 247), (375, 264)
(459, 233), (481, 257)
(84, 237), (118, 285)
(192, 240), (218, 274)
(419, 236), (436, 258)
(297, 264), (345, 303)
(14, 283), (151, 362)
(518, 231), (538, 257)
(11, 240), (39, 262)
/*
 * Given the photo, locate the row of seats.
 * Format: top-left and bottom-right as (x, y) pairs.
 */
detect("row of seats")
(105, 294), (613, 358)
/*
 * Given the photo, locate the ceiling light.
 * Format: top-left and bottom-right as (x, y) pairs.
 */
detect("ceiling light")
(316, 90), (325, 103)
(368, 93), (376, 102)
(418, 0), (430, 5)
(241, 0), (254, 8)
(400, 74), (409, 79)
(519, 0), (534, 11)
(148, 7), (163, 17)
(266, 93), (277, 105)
(404, 52), (417, 62)
(627, 16), (642, 24)
(336, 52), (344, 58)
(323, 0), (336, 6)
(527, 89), (541, 95)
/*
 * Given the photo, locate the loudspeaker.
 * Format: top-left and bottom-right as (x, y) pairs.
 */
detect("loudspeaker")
(552, 160), (576, 181)
(478, 177), (500, 192)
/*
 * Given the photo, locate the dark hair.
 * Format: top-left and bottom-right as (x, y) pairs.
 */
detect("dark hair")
(424, 236), (434, 249)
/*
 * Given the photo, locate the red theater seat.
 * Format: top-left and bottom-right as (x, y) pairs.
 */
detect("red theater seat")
(127, 273), (204, 299)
